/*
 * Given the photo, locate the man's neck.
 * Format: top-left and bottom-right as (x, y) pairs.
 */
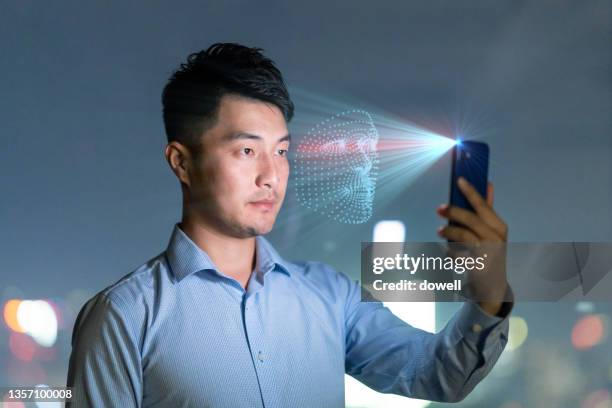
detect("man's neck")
(178, 216), (256, 289)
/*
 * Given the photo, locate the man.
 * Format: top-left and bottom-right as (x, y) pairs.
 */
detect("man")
(67, 43), (513, 407)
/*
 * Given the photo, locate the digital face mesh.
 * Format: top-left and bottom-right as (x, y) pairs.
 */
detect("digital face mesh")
(295, 110), (379, 224)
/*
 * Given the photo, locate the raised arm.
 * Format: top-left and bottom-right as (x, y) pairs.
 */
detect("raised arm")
(344, 278), (513, 403)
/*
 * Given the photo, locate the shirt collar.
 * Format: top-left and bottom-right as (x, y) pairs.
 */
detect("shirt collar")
(165, 224), (292, 282)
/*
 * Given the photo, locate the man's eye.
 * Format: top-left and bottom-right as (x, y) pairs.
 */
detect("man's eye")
(277, 149), (288, 156)
(242, 148), (254, 155)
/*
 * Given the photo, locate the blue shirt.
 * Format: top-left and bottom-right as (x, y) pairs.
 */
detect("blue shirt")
(67, 224), (512, 407)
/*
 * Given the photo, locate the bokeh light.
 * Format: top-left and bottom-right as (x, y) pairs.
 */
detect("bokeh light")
(9, 332), (37, 362)
(372, 220), (406, 242)
(3, 299), (25, 332)
(572, 314), (608, 350)
(507, 316), (529, 351)
(17, 300), (58, 347)
(1, 395), (26, 408)
(576, 302), (596, 314)
(46, 299), (65, 330)
(34, 385), (63, 408)
(581, 389), (612, 408)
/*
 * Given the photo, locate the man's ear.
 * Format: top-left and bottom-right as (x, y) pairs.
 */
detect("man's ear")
(165, 142), (192, 187)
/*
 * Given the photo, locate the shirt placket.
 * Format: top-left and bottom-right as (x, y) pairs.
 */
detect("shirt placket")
(243, 288), (273, 408)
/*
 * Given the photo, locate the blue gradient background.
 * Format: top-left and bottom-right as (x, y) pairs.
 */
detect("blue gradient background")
(1, 1), (610, 407)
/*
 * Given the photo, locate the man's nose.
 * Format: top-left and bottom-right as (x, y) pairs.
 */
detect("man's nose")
(256, 153), (280, 190)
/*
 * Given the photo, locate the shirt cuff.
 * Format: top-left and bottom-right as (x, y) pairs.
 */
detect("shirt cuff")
(452, 285), (514, 345)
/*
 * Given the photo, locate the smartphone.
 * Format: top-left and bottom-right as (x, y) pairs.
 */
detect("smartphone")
(449, 140), (489, 215)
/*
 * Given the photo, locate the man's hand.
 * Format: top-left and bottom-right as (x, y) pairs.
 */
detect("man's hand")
(435, 177), (510, 317)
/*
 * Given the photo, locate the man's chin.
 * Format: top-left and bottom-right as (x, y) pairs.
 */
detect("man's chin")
(243, 212), (278, 236)
(250, 222), (274, 236)
(229, 220), (275, 238)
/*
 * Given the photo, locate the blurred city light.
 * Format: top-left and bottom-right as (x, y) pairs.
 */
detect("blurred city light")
(1, 395), (26, 408)
(581, 389), (612, 408)
(8, 332), (37, 362)
(576, 302), (596, 314)
(506, 316), (529, 351)
(3, 299), (25, 333)
(572, 314), (608, 350)
(3, 299), (59, 348)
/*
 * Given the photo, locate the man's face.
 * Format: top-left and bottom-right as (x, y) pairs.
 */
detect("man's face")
(187, 95), (290, 238)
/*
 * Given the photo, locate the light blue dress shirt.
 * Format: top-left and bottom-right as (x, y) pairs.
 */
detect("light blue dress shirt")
(67, 224), (511, 407)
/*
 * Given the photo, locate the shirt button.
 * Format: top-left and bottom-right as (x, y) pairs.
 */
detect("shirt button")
(257, 351), (264, 362)
(472, 323), (483, 333)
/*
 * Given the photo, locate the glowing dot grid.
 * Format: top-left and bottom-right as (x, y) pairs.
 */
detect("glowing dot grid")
(295, 110), (379, 224)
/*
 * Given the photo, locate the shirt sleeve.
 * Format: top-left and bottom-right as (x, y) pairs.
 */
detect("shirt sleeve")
(344, 278), (513, 403)
(66, 293), (143, 408)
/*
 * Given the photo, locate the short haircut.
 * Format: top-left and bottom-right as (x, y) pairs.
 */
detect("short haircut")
(162, 43), (294, 159)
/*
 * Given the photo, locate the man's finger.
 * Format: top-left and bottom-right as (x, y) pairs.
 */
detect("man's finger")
(457, 177), (507, 238)
(487, 182), (494, 208)
(439, 205), (500, 241)
(437, 225), (480, 243)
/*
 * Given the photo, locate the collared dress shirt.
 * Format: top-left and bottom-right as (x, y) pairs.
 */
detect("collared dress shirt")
(67, 224), (512, 407)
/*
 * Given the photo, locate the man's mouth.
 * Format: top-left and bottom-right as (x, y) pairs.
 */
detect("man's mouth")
(249, 199), (276, 211)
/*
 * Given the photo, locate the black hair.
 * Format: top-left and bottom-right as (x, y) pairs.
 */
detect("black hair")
(162, 43), (294, 159)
